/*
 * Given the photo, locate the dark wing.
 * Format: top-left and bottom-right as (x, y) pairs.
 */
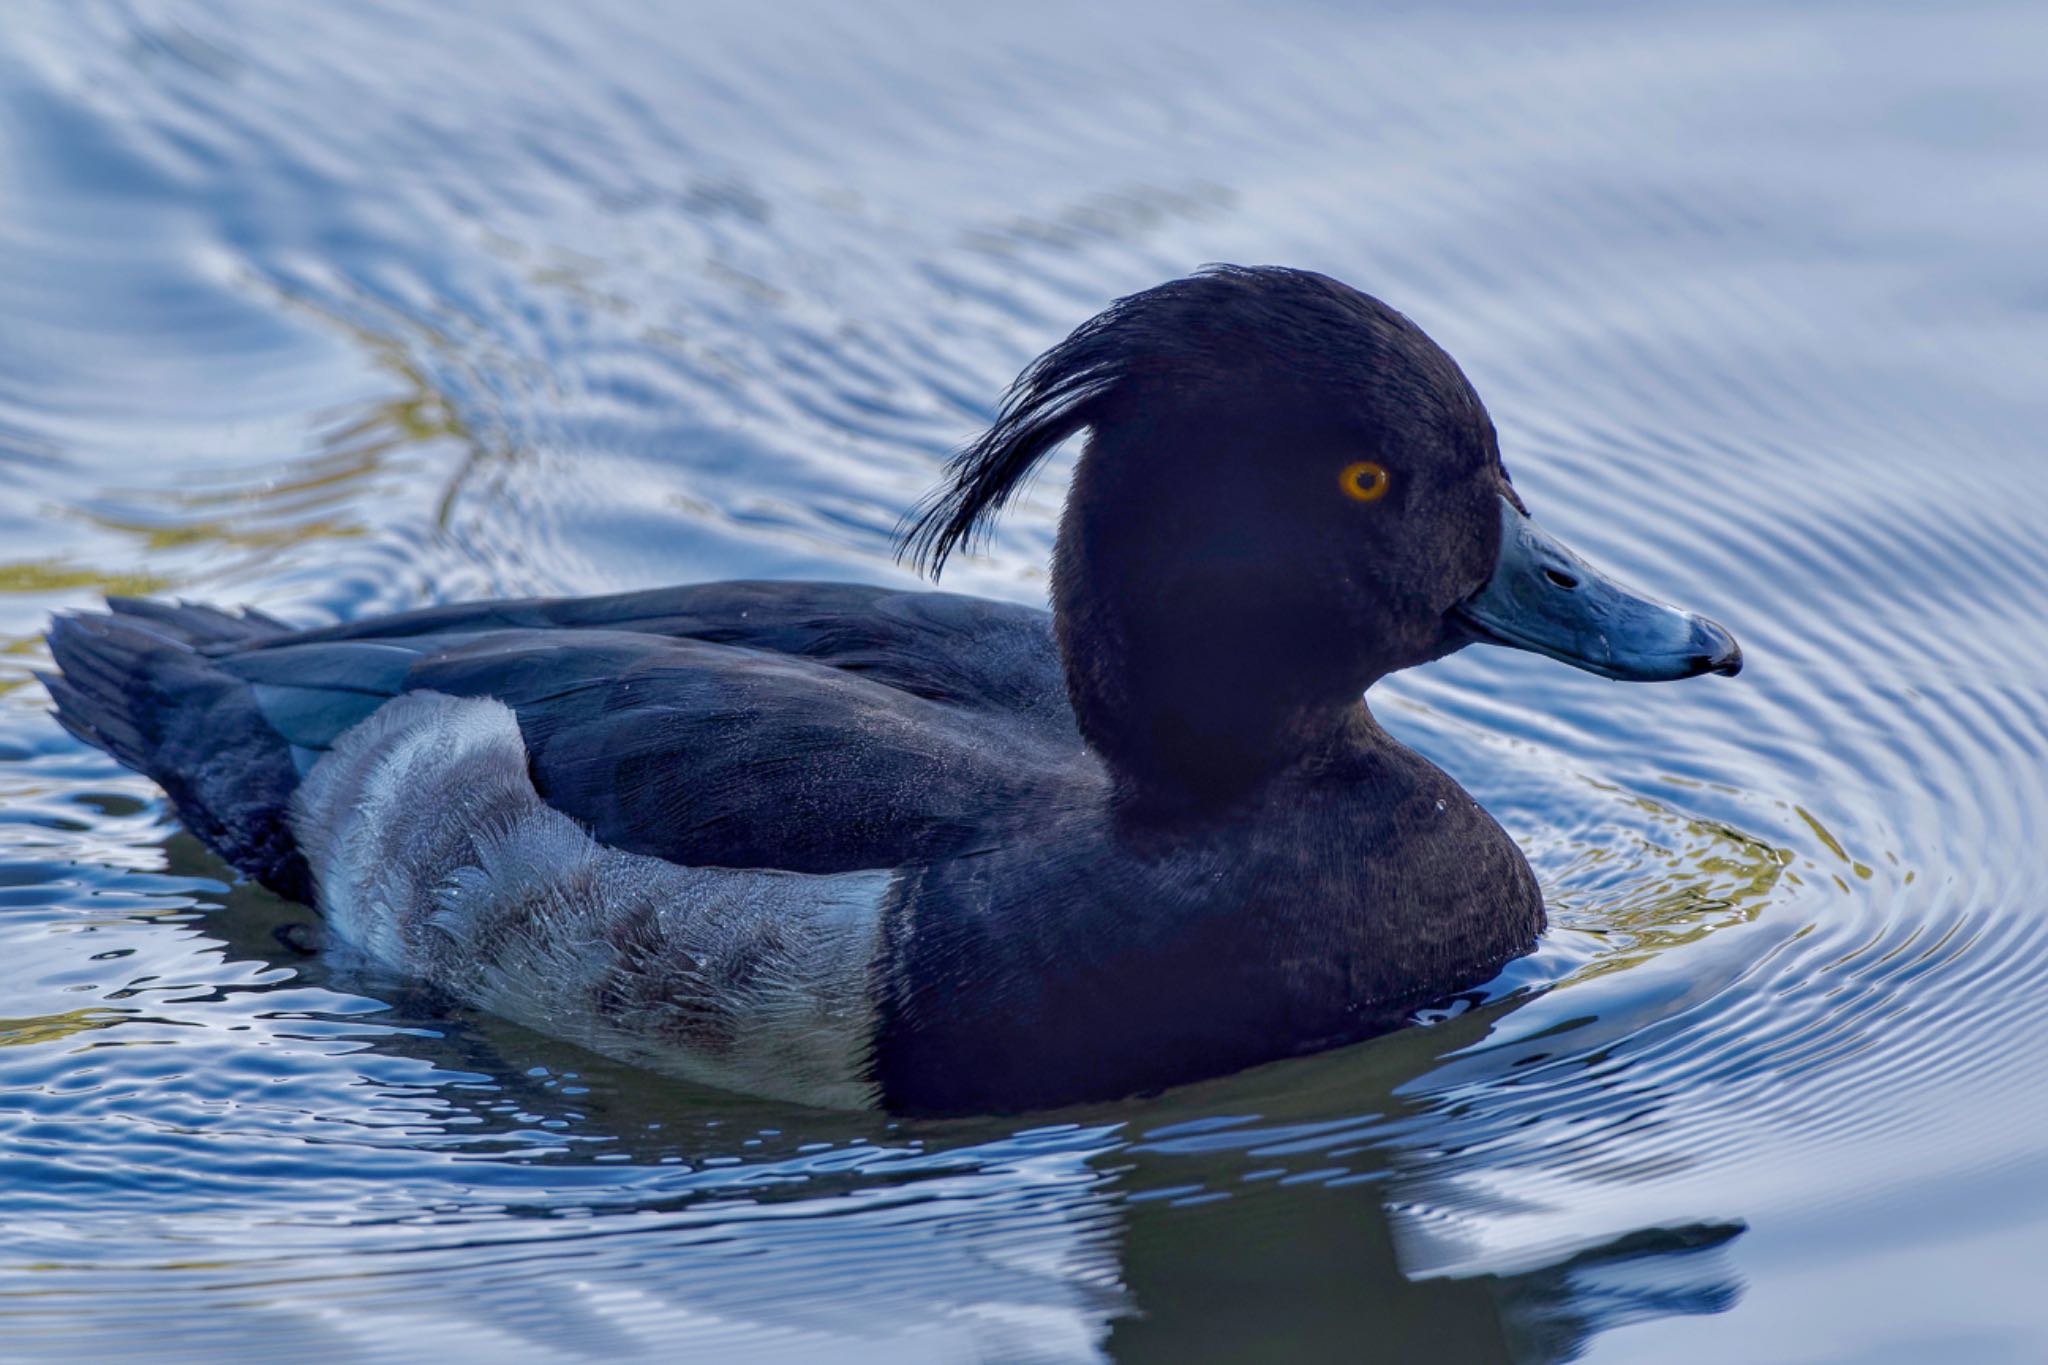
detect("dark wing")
(215, 582), (1093, 873)
(246, 580), (1074, 727)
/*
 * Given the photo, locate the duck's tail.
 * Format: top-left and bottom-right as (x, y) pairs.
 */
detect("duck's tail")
(42, 598), (313, 901)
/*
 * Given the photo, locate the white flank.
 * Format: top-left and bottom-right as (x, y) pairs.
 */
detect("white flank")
(290, 691), (890, 1109)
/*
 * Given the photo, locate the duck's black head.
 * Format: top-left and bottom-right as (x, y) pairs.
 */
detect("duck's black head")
(903, 266), (1739, 805)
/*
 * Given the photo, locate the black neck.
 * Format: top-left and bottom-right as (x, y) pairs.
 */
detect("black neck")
(1050, 438), (1384, 812)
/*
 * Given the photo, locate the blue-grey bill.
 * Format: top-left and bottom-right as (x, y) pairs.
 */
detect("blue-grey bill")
(1454, 495), (1742, 682)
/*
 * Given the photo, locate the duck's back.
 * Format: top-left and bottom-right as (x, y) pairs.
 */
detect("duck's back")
(269, 580), (1076, 727)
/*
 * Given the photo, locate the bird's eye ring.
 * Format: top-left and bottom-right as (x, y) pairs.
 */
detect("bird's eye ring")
(1339, 461), (1390, 502)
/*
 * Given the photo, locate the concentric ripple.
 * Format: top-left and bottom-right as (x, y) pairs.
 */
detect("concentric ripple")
(4, 0), (2048, 1360)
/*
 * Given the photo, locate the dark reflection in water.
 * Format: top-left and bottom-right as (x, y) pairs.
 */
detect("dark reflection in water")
(4, 0), (2048, 1359)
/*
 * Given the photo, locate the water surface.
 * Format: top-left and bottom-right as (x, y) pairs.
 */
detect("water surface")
(4, 2), (2047, 1360)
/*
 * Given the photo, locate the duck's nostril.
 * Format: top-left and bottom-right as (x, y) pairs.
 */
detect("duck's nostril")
(1542, 568), (1579, 590)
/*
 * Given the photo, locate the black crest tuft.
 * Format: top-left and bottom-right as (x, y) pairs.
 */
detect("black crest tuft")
(895, 292), (1132, 577)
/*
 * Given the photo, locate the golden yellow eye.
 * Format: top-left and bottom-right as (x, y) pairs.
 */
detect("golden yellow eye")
(1339, 461), (1390, 502)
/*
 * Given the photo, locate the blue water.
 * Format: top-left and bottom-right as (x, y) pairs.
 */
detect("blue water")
(4, 1), (2048, 1359)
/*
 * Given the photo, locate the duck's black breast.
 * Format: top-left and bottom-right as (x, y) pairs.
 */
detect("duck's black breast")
(870, 735), (1545, 1114)
(220, 581), (1098, 874)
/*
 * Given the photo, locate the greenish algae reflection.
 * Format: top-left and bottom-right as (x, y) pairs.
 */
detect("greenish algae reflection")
(1546, 792), (1792, 988)
(0, 1009), (128, 1049)
(0, 562), (173, 597)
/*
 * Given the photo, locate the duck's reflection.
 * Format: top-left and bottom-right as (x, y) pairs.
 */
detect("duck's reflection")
(182, 835), (1742, 1364)
(1088, 1010), (1744, 1364)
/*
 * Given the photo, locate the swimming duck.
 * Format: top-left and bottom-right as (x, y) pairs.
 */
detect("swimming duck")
(43, 266), (1739, 1114)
